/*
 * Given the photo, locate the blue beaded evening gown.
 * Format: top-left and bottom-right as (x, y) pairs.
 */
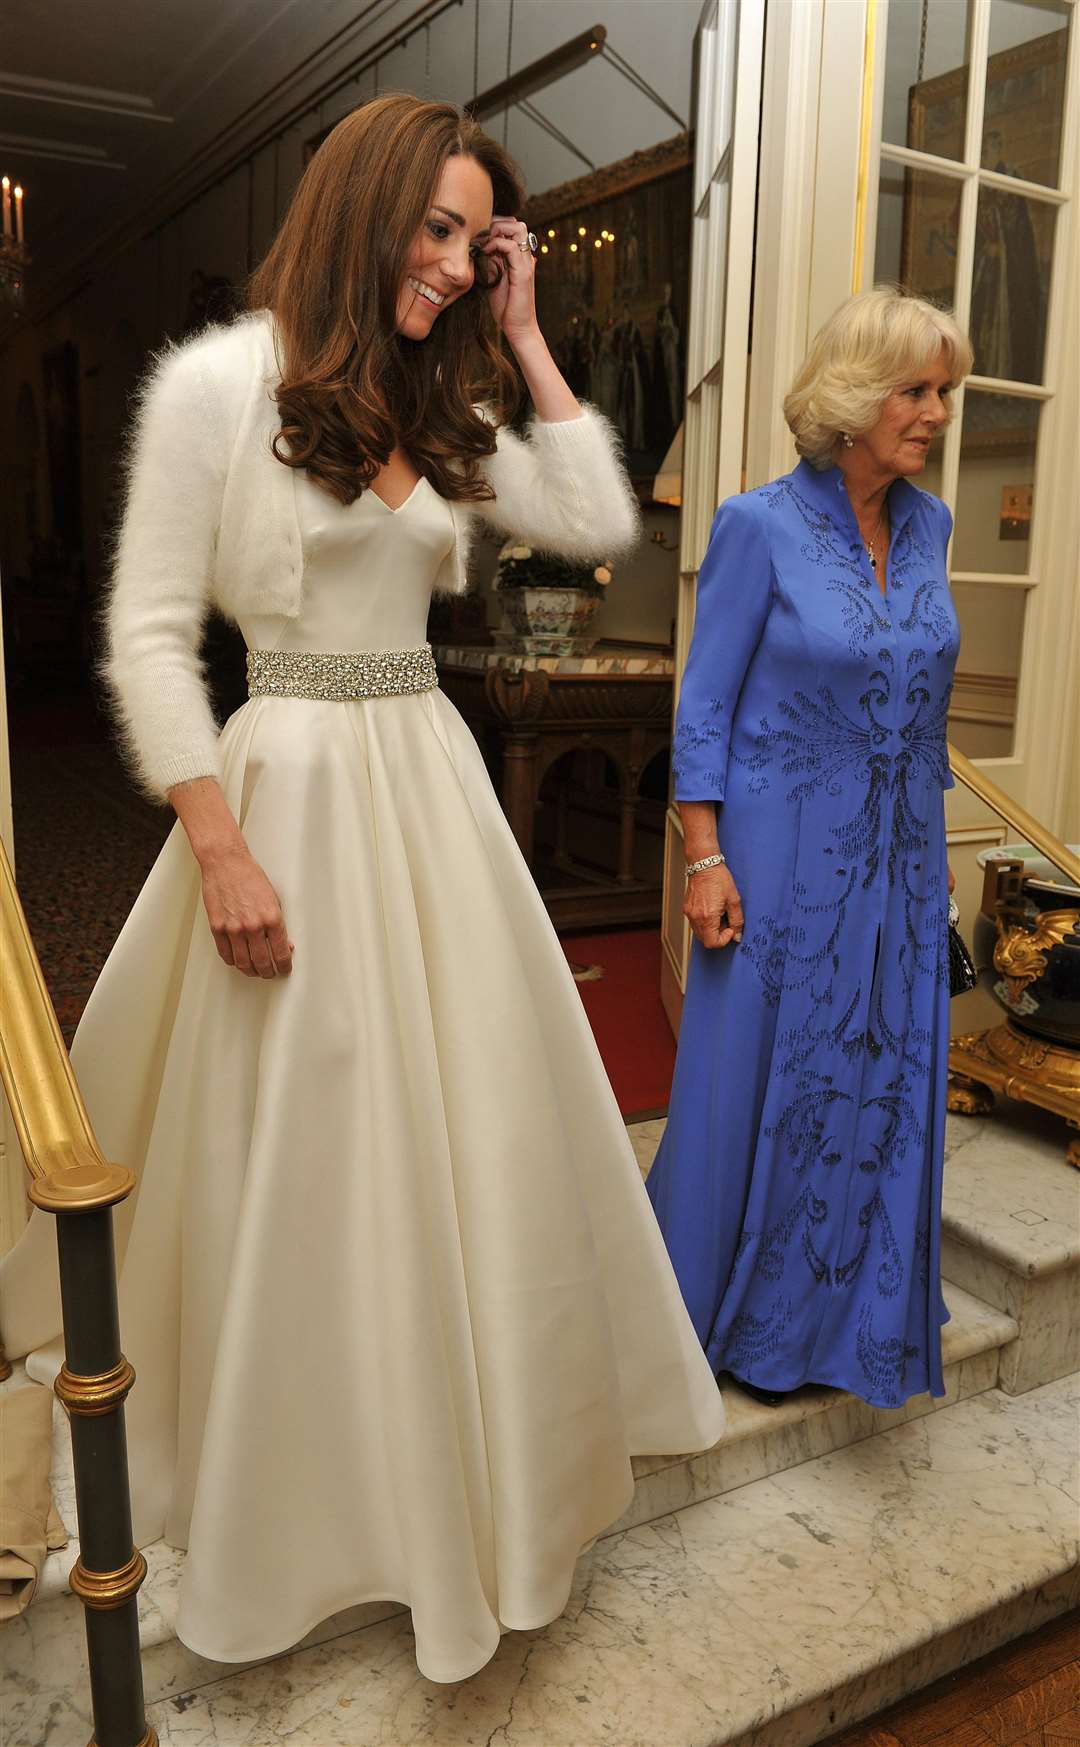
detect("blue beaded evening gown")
(647, 459), (959, 1408)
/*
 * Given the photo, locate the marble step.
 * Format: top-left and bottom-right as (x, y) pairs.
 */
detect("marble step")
(2, 1278), (1017, 1709)
(7, 1375), (1077, 1747)
(937, 1101), (1080, 1395)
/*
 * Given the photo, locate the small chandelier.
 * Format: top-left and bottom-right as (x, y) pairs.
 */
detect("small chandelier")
(1, 176), (29, 314)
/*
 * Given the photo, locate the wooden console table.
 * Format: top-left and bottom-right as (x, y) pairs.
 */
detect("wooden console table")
(433, 644), (674, 930)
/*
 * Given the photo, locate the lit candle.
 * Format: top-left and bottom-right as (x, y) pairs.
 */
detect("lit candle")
(2, 178), (10, 243)
(13, 184), (23, 247)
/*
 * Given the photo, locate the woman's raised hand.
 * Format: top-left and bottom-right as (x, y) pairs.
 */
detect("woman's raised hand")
(685, 863), (745, 951)
(482, 217), (538, 341)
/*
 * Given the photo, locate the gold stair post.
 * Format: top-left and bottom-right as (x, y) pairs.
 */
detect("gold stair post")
(946, 743), (1080, 1166)
(0, 842), (157, 1747)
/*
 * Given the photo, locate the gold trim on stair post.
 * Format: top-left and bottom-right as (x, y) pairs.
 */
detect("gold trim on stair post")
(89, 1731), (159, 1747)
(56, 1357), (137, 1417)
(0, 841), (155, 1747)
(70, 1548), (149, 1610)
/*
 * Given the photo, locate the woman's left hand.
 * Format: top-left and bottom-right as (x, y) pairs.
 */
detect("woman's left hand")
(948, 863), (956, 894)
(482, 217), (539, 342)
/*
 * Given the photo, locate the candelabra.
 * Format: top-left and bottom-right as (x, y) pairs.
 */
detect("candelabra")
(1, 175), (29, 314)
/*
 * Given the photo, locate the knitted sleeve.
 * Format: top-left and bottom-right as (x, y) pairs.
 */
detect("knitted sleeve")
(472, 404), (641, 561)
(104, 342), (227, 800)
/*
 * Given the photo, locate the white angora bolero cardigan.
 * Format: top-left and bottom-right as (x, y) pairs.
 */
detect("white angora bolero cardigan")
(106, 310), (641, 799)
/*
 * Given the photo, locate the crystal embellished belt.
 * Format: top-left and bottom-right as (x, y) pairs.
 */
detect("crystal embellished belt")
(246, 646), (439, 701)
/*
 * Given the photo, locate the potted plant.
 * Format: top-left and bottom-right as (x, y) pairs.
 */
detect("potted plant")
(493, 543), (613, 656)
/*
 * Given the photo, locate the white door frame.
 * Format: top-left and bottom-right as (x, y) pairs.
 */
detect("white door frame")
(660, 0), (767, 1031)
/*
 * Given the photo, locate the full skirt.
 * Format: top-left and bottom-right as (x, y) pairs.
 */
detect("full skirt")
(2, 689), (723, 1680)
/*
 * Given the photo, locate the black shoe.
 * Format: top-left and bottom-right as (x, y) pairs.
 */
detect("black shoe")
(728, 1373), (789, 1407)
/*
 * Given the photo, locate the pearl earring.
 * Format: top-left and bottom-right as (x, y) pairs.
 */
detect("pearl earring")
(842, 434), (854, 448)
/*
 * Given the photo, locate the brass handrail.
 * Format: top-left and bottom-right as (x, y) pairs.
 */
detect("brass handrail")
(1, 847), (135, 1212)
(948, 741), (1080, 888)
(0, 840), (156, 1747)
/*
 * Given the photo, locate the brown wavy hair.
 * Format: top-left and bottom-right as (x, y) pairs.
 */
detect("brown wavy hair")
(248, 94), (524, 505)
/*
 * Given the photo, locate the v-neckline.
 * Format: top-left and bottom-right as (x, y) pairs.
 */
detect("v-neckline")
(368, 475), (425, 515)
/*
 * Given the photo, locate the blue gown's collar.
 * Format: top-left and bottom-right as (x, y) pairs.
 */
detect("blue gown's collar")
(791, 457), (922, 538)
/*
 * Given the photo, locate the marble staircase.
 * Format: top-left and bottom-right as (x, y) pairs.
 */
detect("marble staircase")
(3, 1105), (1077, 1747)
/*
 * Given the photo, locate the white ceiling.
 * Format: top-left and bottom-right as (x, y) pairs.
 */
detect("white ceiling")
(0, 0), (700, 303)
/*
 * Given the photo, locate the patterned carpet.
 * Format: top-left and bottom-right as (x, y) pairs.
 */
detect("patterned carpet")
(11, 723), (172, 1044)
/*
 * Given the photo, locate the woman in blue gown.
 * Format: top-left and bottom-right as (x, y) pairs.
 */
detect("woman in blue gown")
(647, 288), (974, 1410)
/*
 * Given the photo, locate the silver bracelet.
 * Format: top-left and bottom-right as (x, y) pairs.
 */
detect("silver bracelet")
(685, 853), (726, 878)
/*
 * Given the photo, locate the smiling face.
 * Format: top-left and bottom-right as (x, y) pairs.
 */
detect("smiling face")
(395, 154), (495, 339)
(856, 347), (955, 479)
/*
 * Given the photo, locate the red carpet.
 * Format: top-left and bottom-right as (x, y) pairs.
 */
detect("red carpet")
(561, 928), (676, 1119)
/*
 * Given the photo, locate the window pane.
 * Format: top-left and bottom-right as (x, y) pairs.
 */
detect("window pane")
(883, 0), (971, 159)
(983, 0), (1071, 188)
(953, 391), (1039, 574)
(875, 163), (962, 305)
(949, 583), (1024, 757)
(971, 186), (1055, 382)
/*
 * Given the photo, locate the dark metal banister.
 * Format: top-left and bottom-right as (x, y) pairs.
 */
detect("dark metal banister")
(947, 742), (1080, 888)
(0, 841), (156, 1747)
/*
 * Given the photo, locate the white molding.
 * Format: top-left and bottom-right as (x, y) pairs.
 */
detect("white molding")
(976, 165), (1069, 205)
(950, 711), (1016, 729)
(878, 144), (1069, 208)
(807, 0), (868, 336)
(0, 133), (127, 170)
(878, 142), (972, 182)
(946, 823), (1008, 848)
(0, 72), (172, 123)
(716, 0), (765, 507)
(745, 0), (824, 488)
(965, 375), (1054, 401)
(950, 573), (1038, 589)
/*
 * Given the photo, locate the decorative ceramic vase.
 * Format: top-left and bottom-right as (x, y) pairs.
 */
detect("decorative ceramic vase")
(973, 859), (1080, 1048)
(494, 584), (604, 657)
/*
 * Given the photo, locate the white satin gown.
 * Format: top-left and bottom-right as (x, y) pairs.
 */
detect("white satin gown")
(2, 470), (724, 1681)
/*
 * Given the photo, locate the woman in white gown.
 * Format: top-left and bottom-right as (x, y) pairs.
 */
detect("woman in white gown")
(0, 96), (723, 1682)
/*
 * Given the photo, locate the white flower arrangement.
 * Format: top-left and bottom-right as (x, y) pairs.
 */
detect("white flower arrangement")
(494, 542), (615, 596)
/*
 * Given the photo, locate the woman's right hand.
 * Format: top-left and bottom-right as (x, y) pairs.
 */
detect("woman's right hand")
(200, 844), (294, 977)
(684, 863), (744, 950)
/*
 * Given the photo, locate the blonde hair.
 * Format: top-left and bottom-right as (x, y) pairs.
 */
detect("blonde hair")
(783, 286), (974, 469)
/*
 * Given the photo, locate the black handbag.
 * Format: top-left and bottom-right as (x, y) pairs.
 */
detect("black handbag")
(948, 898), (977, 997)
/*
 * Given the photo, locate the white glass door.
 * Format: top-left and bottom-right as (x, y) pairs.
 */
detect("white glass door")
(865, 0), (1079, 838)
